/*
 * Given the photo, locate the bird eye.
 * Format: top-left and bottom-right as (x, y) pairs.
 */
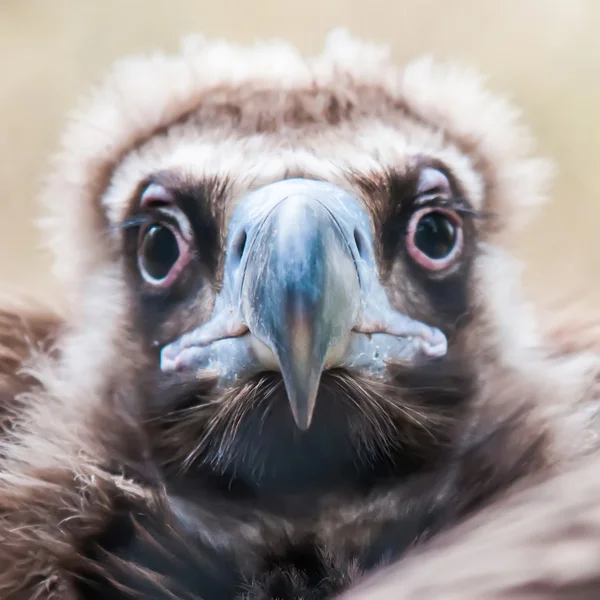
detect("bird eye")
(138, 223), (189, 286)
(406, 207), (463, 271)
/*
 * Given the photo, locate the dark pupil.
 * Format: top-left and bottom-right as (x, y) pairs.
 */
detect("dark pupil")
(414, 212), (457, 259)
(140, 224), (180, 280)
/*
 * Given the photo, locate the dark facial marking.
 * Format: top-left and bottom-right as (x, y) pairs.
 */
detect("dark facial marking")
(120, 168), (477, 500)
(120, 172), (223, 352)
(372, 162), (486, 328)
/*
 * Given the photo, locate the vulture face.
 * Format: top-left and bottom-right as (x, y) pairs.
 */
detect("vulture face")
(160, 176), (448, 429)
(43, 33), (542, 498)
(117, 150), (481, 494)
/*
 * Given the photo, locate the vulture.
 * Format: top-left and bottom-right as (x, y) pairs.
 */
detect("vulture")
(1, 30), (600, 600)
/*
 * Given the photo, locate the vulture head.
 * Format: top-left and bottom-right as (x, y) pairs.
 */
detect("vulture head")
(39, 30), (555, 499)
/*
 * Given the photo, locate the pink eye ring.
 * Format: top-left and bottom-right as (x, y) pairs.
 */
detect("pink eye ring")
(137, 222), (191, 287)
(405, 207), (463, 271)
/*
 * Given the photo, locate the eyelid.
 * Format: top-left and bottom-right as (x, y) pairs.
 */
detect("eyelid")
(152, 205), (194, 243)
(413, 194), (456, 210)
(139, 183), (194, 242)
(413, 194), (476, 217)
(140, 182), (173, 206)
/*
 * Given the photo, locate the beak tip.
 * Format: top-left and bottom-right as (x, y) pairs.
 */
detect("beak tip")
(293, 416), (313, 432)
(287, 386), (319, 431)
(289, 399), (315, 431)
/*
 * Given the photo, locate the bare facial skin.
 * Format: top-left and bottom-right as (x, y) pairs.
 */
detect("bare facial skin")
(161, 178), (447, 430)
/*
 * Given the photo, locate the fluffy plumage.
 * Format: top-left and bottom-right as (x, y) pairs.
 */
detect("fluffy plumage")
(0, 30), (599, 600)
(341, 445), (600, 600)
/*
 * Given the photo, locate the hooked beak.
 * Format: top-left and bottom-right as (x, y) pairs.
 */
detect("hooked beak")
(161, 179), (447, 431)
(239, 193), (361, 429)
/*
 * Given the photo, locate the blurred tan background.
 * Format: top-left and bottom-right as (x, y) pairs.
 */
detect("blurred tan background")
(0, 0), (599, 308)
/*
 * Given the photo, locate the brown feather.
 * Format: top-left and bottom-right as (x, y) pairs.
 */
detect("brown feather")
(0, 31), (599, 600)
(0, 306), (61, 434)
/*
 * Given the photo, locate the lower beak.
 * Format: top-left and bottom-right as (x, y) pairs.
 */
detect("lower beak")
(161, 179), (447, 431)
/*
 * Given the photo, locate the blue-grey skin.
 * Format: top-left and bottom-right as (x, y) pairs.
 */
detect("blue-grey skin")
(161, 179), (447, 430)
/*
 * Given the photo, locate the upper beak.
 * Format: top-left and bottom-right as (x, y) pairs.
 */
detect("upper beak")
(239, 192), (361, 430)
(161, 179), (447, 431)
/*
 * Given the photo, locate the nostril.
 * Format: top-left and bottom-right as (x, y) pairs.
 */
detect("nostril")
(232, 230), (248, 264)
(354, 229), (366, 259)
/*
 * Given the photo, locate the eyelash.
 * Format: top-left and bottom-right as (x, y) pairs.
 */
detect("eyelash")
(455, 206), (494, 220)
(117, 211), (189, 239)
(412, 197), (493, 221)
(115, 214), (155, 233)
